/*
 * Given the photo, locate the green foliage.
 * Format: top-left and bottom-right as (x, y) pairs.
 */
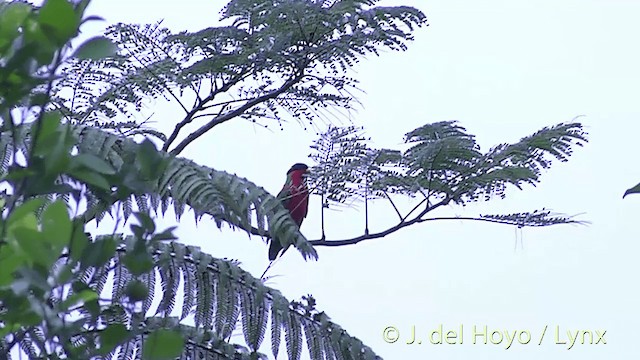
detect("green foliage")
(54, 239), (377, 360)
(0, 0), (589, 359)
(73, 36), (118, 60)
(0, 122), (320, 260)
(309, 125), (403, 206)
(142, 329), (185, 360)
(3, 0), (422, 358)
(309, 121), (588, 228)
(51, 0), (427, 154)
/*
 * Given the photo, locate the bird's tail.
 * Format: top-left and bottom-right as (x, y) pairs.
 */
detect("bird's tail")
(268, 236), (282, 261)
(263, 237), (280, 278)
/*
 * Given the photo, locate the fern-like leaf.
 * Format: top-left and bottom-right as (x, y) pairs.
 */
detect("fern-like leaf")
(75, 239), (381, 359)
(0, 123), (319, 260)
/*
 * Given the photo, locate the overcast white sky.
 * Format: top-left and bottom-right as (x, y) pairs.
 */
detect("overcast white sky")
(80, 0), (640, 359)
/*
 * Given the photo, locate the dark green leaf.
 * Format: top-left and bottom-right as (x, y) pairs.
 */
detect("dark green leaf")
(7, 197), (45, 227)
(74, 0), (91, 19)
(14, 267), (50, 293)
(33, 112), (72, 176)
(29, 92), (51, 107)
(38, 0), (78, 44)
(12, 227), (51, 267)
(133, 211), (155, 233)
(41, 200), (72, 253)
(136, 139), (163, 179)
(125, 280), (148, 302)
(0, 245), (24, 286)
(21, 18), (55, 64)
(0, 322), (22, 338)
(99, 324), (129, 355)
(72, 153), (116, 175)
(73, 36), (117, 60)
(84, 298), (100, 317)
(2, 165), (37, 183)
(0, 3), (31, 47)
(80, 237), (117, 269)
(69, 168), (111, 191)
(54, 262), (74, 284)
(59, 289), (98, 310)
(69, 221), (89, 261)
(130, 224), (145, 240)
(122, 251), (154, 276)
(71, 280), (90, 293)
(151, 226), (178, 242)
(142, 329), (184, 360)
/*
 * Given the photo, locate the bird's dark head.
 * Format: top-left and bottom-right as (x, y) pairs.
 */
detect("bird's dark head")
(287, 163), (309, 174)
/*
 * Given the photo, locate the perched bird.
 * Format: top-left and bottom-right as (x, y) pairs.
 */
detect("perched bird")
(268, 163), (310, 261)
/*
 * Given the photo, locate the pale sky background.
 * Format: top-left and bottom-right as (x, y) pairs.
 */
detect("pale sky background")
(77, 0), (640, 359)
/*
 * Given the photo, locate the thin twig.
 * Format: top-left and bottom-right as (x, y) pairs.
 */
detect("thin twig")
(383, 190), (402, 221)
(168, 63), (308, 156)
(162, 72), (249, 152)
(309, 214), (588, 247)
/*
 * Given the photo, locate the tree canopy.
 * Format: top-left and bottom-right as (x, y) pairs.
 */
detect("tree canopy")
(0, 0), (588, 359)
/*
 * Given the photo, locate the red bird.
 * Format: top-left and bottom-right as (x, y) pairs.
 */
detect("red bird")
(268, 163), (310, 260)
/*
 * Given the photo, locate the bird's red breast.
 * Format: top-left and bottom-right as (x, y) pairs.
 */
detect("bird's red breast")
(268, 165), (310, 261)
(284, 169), (309, 226)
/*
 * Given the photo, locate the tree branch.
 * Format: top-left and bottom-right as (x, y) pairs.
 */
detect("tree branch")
(235, 197), (449, 244)
(308, 213), (588, 247)
(402, 196), (428, 222)
(383, 190), (403, 221)
(127, 50), (190, 115)
(168, 67), (308, 156)
(161, 72), (248, 152)
(308, 198), (450, 247)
